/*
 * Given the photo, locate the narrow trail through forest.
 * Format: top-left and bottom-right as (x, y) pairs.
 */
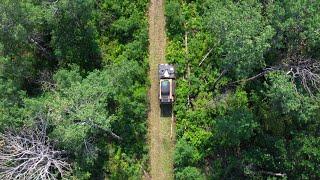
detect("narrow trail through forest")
(147, 0), (175, 179)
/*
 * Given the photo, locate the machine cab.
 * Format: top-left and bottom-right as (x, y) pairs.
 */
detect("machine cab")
(158, 64), (175, 104)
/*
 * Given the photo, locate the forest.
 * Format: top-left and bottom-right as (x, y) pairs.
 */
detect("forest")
(0, 0), (319, 179)
(0, 0), (149, 179)
(166, 0), (320, 179)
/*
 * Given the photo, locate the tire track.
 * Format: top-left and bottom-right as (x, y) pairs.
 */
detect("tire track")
(147, 0), (175, 179)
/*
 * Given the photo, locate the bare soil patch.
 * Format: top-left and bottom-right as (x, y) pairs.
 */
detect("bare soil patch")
(147, 0), (175, 179)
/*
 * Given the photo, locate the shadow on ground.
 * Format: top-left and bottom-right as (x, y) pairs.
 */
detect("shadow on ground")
(160, 104), (172, 117)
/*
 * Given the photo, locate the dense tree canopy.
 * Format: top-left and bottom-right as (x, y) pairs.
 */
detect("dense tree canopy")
(0, 0), (319, 179)
(0, 0), (148, 179)
(166, 0), (320, 179)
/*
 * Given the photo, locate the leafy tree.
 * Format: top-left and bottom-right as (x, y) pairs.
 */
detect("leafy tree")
(0, 0), (149, 178)
(166, 0), (320, 179)
(175, 166), (205, 180)
(165, 1), (185, 38)
(51, 0), (101, 70)
(94, 0), (149, 66)
(265, 0), (320, 56)
(23, 61), (148, 178)
(175, 139), (201, 168)
(205, 0), (274, 78)
(292, 136), (320, 179)
(215, 108), (257, 148)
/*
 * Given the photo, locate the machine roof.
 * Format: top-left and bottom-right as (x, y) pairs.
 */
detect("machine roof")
(158, 64), (175, 79)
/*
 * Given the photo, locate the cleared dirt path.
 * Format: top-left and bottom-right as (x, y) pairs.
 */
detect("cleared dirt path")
(147, 0), (175, 179)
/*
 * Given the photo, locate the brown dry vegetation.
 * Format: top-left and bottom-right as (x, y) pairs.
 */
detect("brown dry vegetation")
(147, 0), (175, 179)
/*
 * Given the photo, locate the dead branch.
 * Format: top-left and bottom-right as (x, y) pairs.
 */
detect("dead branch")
(228, 54), (320, 95)
(28, 34), (55, 61)
(284, 55), (320, 95)
(75, 120), (122, 141)
(199, 48), (214, 67)
(245, 164), (287, 178)
(258, 170), (287, 178)
(229, 66), (280, 85)
(36, 70), (57, 91)
(212, 69), (227, 89)
(185, 30), (191, 107)
(28, 36), (52, 58)
(0, 123), (70, 180)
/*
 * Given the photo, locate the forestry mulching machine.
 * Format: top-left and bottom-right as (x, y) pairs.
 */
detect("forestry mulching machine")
(158, 64), (175, 105)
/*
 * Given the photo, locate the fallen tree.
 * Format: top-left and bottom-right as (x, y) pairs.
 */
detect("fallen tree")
(0, 122), (70, 180)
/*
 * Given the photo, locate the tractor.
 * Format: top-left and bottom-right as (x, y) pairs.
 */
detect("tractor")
(158, 64), (175, 105)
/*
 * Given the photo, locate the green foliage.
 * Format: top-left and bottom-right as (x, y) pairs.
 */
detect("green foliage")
(0, 0), (32, 56)
(166, 0), (320, 179)
(0, 0), (149, 179)
(51, 0), (101, 70)
(23, 61), (148, 179)
(53, 65), (82, 89)
(266, 0), (320, 55)
(0, 56), (29, 129)
(2, 0), (320, 179)
(175, 166), (205, 180)
(205, 0), (275, 78)
(293, 136), (320, 179)
(175, 139), (201, 168)
(165, 1), (185, 37)
(265, 72), (300, 114)
(0, 0), (42, 95)
(107, 147), (147, 179)
(215, 108), (257, 148)
(94, 0), (149, 67)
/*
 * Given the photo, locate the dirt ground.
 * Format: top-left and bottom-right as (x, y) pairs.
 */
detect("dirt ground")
(147, 0), (175, 179)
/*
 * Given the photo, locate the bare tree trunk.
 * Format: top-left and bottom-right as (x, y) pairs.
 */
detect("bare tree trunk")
(199, 48), (213, 67)
(76, 119), (122, 141)
(258, 170), (287, 178)
(185, 29), (191, 107)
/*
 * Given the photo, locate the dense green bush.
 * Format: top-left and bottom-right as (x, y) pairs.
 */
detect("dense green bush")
(166, 0), (320, 179)
(0, 0), (149, 179)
